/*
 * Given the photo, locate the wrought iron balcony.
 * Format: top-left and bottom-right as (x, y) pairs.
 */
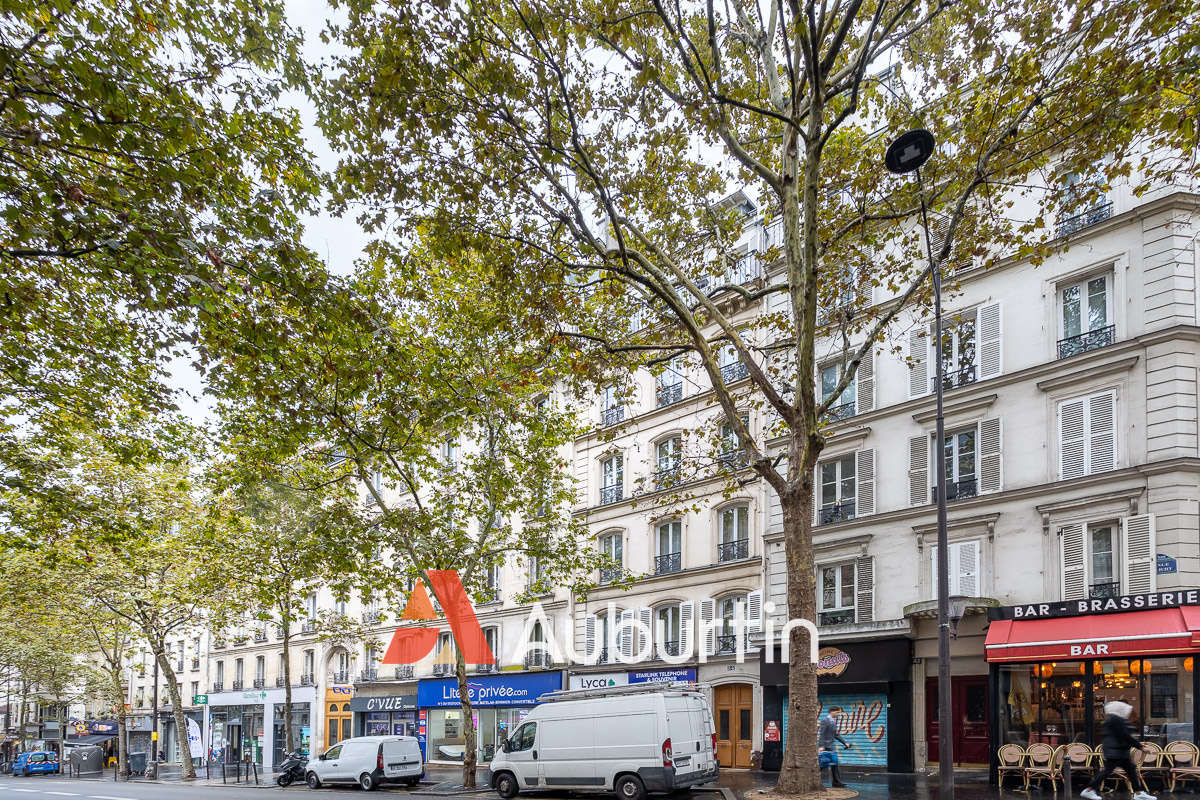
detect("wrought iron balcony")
(231, 635), (248, 645)
(524, 651), (552, 669)
(275, 626), (285, 640)
(821, 401), (856, 424)
(818, 609), (855, 626)
(191, 658), (200, 671)
(601, 406), (624, 427)
(656, 383), (683, 407)
(716, 633), (749, 655)
(717, 450), (748, 470)
(819, 500), (857, 526)
(600, 484), (623, 505)
(212, 639), (226, 650)
(361, 610), (382, 624)
(275, 676), (285, 688)
(252, 678), (266, 689)
(599, 566), (623, 585)
(359, 669), (378, 682)
(657, 640), (680, 659)
(253, 631), (267, 642)
(717, 539), (749, 562)
(933, 363), (977, 392)
(653, 467), (680, 491)
(393, 665), (414, 680)
(1089, 581), (1121, 599)
(211, 682), (224, 692)
(655, 552), (682, 575)
(231, 680), (244, 690)
(931, 477), (978, 503)
(596, 647), (611, 665)
(300, 621), (317, 634)
(725, 253), (762, 285)
(330, 670), (350, 684)
(475, 663), (498, 674)
(300, 673), (314, 686)
(1056, 201), (1113, 238)
(432, 663), (454, 677)
(1058, 324), (1116, 360)
(720, 361), (749, 383)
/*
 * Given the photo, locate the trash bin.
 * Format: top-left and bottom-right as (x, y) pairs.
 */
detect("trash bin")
(128, 752), (147, 775)
(76, 746), (104, 775)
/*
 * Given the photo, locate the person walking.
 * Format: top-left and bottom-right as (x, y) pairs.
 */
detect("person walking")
(1081, 701), (1156, 800)
(818, 706), (851, 788)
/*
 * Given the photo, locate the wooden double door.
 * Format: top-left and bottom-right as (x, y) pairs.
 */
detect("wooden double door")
(714, 683), (754, 768)
(925, 675), (990, 765)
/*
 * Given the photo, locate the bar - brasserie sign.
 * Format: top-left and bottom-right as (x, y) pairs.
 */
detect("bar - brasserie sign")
(989, 590), (1200, 620)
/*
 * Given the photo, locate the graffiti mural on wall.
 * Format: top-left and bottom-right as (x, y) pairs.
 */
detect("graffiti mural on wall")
(818, 694), (888, 766)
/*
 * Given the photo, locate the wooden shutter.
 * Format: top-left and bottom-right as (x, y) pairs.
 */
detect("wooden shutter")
(747, 590), (763, 633)
(978, 418), (1002, 493)
(1123, 514), (1156, 594)
(1088, 391), (1117, 473)
(700, 598), (716, 657)
(856, 347), (875, 413)
(637, 607), (653, 657)
(618, 609), (634, 660)
(1059, 398), (1087, 480)
(909, 435), (929, 506)
(584, 614), (597, 661)
(954, 541), (980, 596)
(978, 302), (1002, 379)
(854, 556), (874, 623)
(1061, 523), (1086, 601)
(678, 601), (694, 657)
(908, 328), (929, 398)
(856, 449), (875, 516)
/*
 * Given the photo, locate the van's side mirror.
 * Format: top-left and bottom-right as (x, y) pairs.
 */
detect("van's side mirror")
(502, 739), (511, 753)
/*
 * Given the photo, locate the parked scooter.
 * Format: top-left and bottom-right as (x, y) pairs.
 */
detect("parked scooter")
(275, 750), (309, 787)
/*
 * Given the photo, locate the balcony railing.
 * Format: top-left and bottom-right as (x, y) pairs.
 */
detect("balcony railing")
(657, 640), (680, 659)
(1089, 581), (1121, 599)
(300, 621), (316, 634)
(656, 383), (683, 407)
(252, 678), (266, 689)
(275, 676), (285, 688)
(818, 609), (856, 626)
(718, 450), (748, 470)
(275, 626), (285, 640)
(600, 484), (623, 505)
(394, 665), (414, 680)
(653, 467), (680, 491)
(819, 500), (857, 526)
(601, 406), (624, 427)
(599, 566), (623, 585)
(762, 218), (785, 251)
(231, 635), (248, 646)
(717, 539), (749, 562)
(211, 682), (224, 692)
(191, 658), (200, 671)
(716, 633), (749, 655)
(359, 669), (378, 682)
(1056, 201), (1113, 238)
(655, 552), (682, 575)
(252, 631), (266, 642)
(433, 663), (454, 677)
(821, 401), (856, 424)
(1057, 324), (1116, 360)
(330, 670), (350, 684)
(933, 363), (977, 392)
(720, 361), (749, 383)
(725, 253), (763, 285)
(476, 663), (498, 674)
(231, 680), (244, 691)
(300, 673), (314, 686)
(524, 651), (552, 669)
(212, 639), (226, 650)
(596, 647), (612, 665)
(931, 477), (978, 504)
(361, 610), (382, 624)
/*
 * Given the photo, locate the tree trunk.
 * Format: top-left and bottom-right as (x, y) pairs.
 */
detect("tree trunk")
(116, 691), (129, 780)
(282, 613), (295, 754)
(775, 450), (823, 793)
(154, 650), (196, 778)
(455, 650), (477, 788)
(18, 680), (29, 754)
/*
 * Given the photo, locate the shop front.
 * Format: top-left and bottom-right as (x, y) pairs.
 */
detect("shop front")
(207, 686), (315, 771)
(323, 686), (353, 751)
(986, 591), (1200, 768)
(417, 671), (563, 764)
(350, 693), (419, 739)
(760, 638), (913, 773)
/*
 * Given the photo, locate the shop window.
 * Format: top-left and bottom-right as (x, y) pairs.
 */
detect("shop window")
(818, 563), (855, 626)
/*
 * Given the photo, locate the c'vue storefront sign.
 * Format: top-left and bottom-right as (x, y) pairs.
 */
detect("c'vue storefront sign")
(989, 590), (1200, 620)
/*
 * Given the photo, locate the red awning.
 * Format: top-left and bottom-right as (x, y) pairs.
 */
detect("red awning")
(985, 607), (1200, 662)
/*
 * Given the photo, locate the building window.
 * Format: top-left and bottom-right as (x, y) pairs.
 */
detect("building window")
(1089, 523), (1120, 598)
(818, 563), (856, 626)
(481, 627), (500, 671)
(655, 436), (682, 489)
(936, 426), (977, 501)
(719, 343), (748, 383)
(656, 358), (684, 407)
(818, 455), (856, 524)
(601, 386), (623, 426)
(1059, 391), (1117, 479)
(441, 437), (458, 468)
(482, 563), (500, 602)
(936, 313), (977, 391)
(718, 416), (749, 470)
(820, 363), (856, 421)
(930, 540), (981, 597)
(233, 658), (244, 689)
(526, 556), (543, 589)
(215, 661), (224, 687)
(600, 455), (623, 504)
(655, 520), (682, 575)
(599, 533), (623, 584)
(596, 614), (613, 663)
(1059, 274), (1115, 358)
(525, 622), (549, 668)
(1056, 169), (1112, 238)
(718, 505), (750, 562)
(717, 594), (748, 654)
(190, 681), (199, 701)
(306, 592), (318, 620)
(655, 605), (681, 658)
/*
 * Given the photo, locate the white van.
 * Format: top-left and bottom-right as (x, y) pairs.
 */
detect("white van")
(305, 735), (424, 791)
(488, 683), (718, 800)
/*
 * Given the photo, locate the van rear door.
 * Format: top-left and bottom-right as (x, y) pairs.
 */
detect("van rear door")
(381, 738), (421, 778)
(664, 694), (711, 777)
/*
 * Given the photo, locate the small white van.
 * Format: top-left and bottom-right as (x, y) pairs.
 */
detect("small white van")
(305, 735), (424, 791)
(488, 683), (718, 800)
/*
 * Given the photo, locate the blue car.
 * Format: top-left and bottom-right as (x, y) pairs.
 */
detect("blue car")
(13, 751), (60, 776)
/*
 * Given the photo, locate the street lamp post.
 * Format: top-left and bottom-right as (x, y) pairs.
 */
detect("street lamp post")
(886, 129), (954, 800)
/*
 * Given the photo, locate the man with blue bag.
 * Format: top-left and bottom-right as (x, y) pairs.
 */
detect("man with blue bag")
(818, 706), (851, 788)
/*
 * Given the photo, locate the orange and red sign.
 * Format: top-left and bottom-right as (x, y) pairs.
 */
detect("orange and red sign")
(382, 570), (496, 665)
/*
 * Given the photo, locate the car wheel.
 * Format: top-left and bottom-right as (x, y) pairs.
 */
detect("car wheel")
(306, 771), (322, 789)
(359, 772), (378, 791)
(493, 771), (519, 799)
(615, 775), (646, 800)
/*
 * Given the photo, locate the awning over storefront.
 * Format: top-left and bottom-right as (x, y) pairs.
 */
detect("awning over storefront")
(65, 734), (116, 745)
(986, 607), (1200, 662)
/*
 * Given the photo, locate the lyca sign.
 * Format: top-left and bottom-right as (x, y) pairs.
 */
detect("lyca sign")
(990, 590), (1200, 620)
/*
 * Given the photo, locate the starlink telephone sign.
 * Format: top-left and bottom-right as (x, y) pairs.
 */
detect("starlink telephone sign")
(989, 590), (1200, 620)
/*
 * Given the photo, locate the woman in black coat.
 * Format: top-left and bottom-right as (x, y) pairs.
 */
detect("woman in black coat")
(1081, 701), (1155, 800)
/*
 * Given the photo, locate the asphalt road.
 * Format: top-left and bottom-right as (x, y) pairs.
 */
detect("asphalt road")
(0, 776), (436, 800)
